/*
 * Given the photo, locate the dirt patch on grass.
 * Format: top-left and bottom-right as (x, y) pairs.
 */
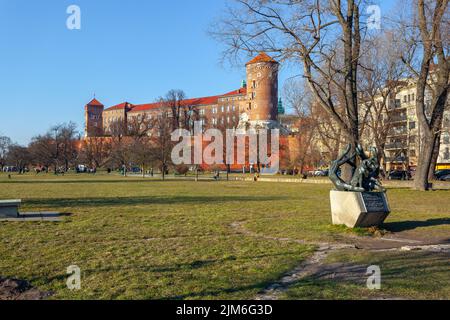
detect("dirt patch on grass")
(0, 277), (52, 300)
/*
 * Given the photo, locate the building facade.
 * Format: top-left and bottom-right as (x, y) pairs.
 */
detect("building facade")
(84, 53), (283, 138)
(379, 80), (450, 171)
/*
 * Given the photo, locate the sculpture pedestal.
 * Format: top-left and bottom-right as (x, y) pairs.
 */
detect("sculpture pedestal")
(0, 200), (21, 218)
(330, 191), (390, 228)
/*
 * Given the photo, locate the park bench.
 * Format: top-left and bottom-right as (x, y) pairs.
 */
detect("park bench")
(0, 200), (21, 218)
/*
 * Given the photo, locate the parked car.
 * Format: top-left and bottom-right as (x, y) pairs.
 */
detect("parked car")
(314, 170), (329, 177)
(388, 170), (411, 180)
(434, 169), (450, 180)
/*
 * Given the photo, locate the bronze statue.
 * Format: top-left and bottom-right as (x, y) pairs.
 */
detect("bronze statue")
(329, 144), (385, 192)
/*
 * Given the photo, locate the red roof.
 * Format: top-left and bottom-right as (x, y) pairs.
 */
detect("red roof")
(104, 102), (134, 111)
(180, 95), (221, 106)
(222, 88), (247, 96)
(109, 88), (245, 113)
(128, 95), (222, 113)
(87, 98), (104, 106)
(130, 102), (162, 112)
(246, 52), (278, 65)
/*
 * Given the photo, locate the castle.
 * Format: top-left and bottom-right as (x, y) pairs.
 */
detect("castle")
(84, 53), (285, 138)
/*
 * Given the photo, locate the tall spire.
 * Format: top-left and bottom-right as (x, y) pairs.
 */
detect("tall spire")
(277, 98), (285, 115)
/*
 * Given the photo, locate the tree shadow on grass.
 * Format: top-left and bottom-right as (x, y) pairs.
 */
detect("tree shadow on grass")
(24, 195), (288, 209)
(382, 218), (450, 232)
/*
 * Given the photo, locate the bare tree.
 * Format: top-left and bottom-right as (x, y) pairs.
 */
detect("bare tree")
(165, 89), (186, 130)
(212, 0), (369, 179)
(358, 33), (408, 173)
(149, 104), (174, 180)
(27, 123), (79, 174)
(127, 113), (154, 177)
(283, 79), (321, 173)
(130, 138), (153, 178)
(108, 119), (132, 175)
(397, 0), (449, 190)
(206, 116), (240, 180)
(29, 133), (58, 173)
(81, 137), (111, 169)
(59, 122), (79, 172)
(7, 144), (31, 174)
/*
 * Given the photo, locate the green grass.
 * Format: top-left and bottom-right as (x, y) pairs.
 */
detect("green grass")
(0, 173), (449, 299)
(283, 250), (450, 300)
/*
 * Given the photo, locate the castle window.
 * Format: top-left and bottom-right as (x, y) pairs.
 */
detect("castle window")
(232, 105), (236, 112)
(221, 106), (224, 113)
(443, 134), (450, 144)
(227, 106), (230, 112)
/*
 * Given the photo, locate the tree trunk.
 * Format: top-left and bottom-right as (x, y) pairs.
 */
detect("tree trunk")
(414, 130), (435, 190)
(341, 138), (358, 183)
(428, 133), (441, 181)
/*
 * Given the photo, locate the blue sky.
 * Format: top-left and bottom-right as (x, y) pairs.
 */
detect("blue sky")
(0, 0), (393, 145)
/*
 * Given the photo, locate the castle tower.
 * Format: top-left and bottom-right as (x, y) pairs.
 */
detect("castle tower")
(84, 98), (104, 137)
(244, 52), (279, 129)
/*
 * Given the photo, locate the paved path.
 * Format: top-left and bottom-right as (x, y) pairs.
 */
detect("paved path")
(230, 221), (450, 300)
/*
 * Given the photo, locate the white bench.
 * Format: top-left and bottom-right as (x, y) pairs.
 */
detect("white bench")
(0, 200), (21, 218)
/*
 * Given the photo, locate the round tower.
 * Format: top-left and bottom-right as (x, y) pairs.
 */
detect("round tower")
(245, 52), (279, 127)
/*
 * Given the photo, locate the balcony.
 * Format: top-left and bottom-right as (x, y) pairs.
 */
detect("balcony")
(385, 142), (408, 150)
(388, 114), (407, 122)
(388, 100), (406, 111)
(388, 129), (408, 136)
(385, 156), (407, 163)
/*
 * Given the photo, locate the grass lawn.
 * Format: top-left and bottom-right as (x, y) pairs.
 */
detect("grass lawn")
(0, 173), (449, 299)
(283, 250), (450, 300)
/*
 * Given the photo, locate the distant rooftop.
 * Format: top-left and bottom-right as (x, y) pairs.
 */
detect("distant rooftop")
(246, 52), (278, 65)
(86, 98), (104, 106)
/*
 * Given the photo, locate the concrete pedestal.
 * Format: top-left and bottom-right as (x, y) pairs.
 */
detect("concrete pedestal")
(0, 200), (21, 218)
(330, 191), (390, 228)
